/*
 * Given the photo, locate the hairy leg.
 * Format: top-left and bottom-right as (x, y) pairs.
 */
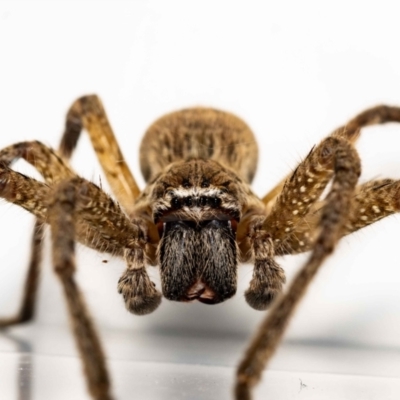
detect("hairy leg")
(278, 178), (400, 255)
(48, 180), (112, 400)
(0, 221), (44, 326)
(60, 94), (140, 212)
(236, 138), (361, 399)
(334, 104), (400, 143)
(0, 141), (75, 325)
(1, 92), (143, 325)
(343, 178), (400, 234)
(260, 105), (400, 209)
(0, 167), (161, 397)
(0, 164), (160, 313)
(0, 141), (76, 325)
(258, 105), (400, 258)
(243, 138), (338, 310)
(0, 93), (143, 326)
(0, 126), (142, 325)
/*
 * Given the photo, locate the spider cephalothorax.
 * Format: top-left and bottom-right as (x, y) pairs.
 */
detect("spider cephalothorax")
(1, 96), (400, 400)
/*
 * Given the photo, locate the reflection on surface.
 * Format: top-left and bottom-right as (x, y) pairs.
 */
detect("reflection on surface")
(0, 331), (32, 400)
(1, 324), (400, 399)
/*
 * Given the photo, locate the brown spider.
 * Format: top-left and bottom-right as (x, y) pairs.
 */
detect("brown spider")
(1, 95), (400, 400)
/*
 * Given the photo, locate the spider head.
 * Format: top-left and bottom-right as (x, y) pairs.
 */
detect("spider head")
(150, 159), (245, 304)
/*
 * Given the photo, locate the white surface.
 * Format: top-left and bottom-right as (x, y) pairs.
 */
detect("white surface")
(1, 1), (400, 399)
(1, 325), (400, 400)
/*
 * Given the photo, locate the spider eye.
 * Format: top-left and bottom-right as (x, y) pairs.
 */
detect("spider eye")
(182, 179), (191, 188)
(184, 196), (193, 207)
(199, 196), (208, 206)
(171, 197), (181, 209)
(209, 197), (221, 207)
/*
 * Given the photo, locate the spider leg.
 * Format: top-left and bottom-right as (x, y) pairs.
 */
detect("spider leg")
(0, 164), (50, 219)
(0, 136), (144, 325)
(262, 139), (338, 244)
(278, 178), (400, 255)
(60, 94), (140, 212)
(265, 104), (400, 256)
(261, 104), (400, 211)
(0, 163), (161, 313)
(3, 94), (142, 326)
(0, 167), (161, 397)
(333, 104), (400, 143)
(243, 138), (338, 310)
(243, 217), (286, 310)
(0, 221), (44, 326)
(48, 179), (112, 400)
(0, 104), (141, 326)
(235, 138), (361, 400)
(0, 141), (75, 326)
(343, 178), (400, 234)
(0, 140), (75, 183)
(259, 105), (400, 255)
(262, 105), (400, 206)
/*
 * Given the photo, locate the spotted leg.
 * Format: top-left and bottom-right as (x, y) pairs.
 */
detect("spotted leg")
(236, 137), (361, 399)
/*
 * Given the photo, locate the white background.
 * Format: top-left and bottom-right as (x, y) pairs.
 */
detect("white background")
(1, 1), (400, 398)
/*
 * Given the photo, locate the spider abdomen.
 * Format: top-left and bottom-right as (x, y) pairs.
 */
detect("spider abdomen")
(139, 107), (259, 184)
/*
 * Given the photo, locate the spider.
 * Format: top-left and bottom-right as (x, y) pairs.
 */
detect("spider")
(1, 95), (400, 400)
